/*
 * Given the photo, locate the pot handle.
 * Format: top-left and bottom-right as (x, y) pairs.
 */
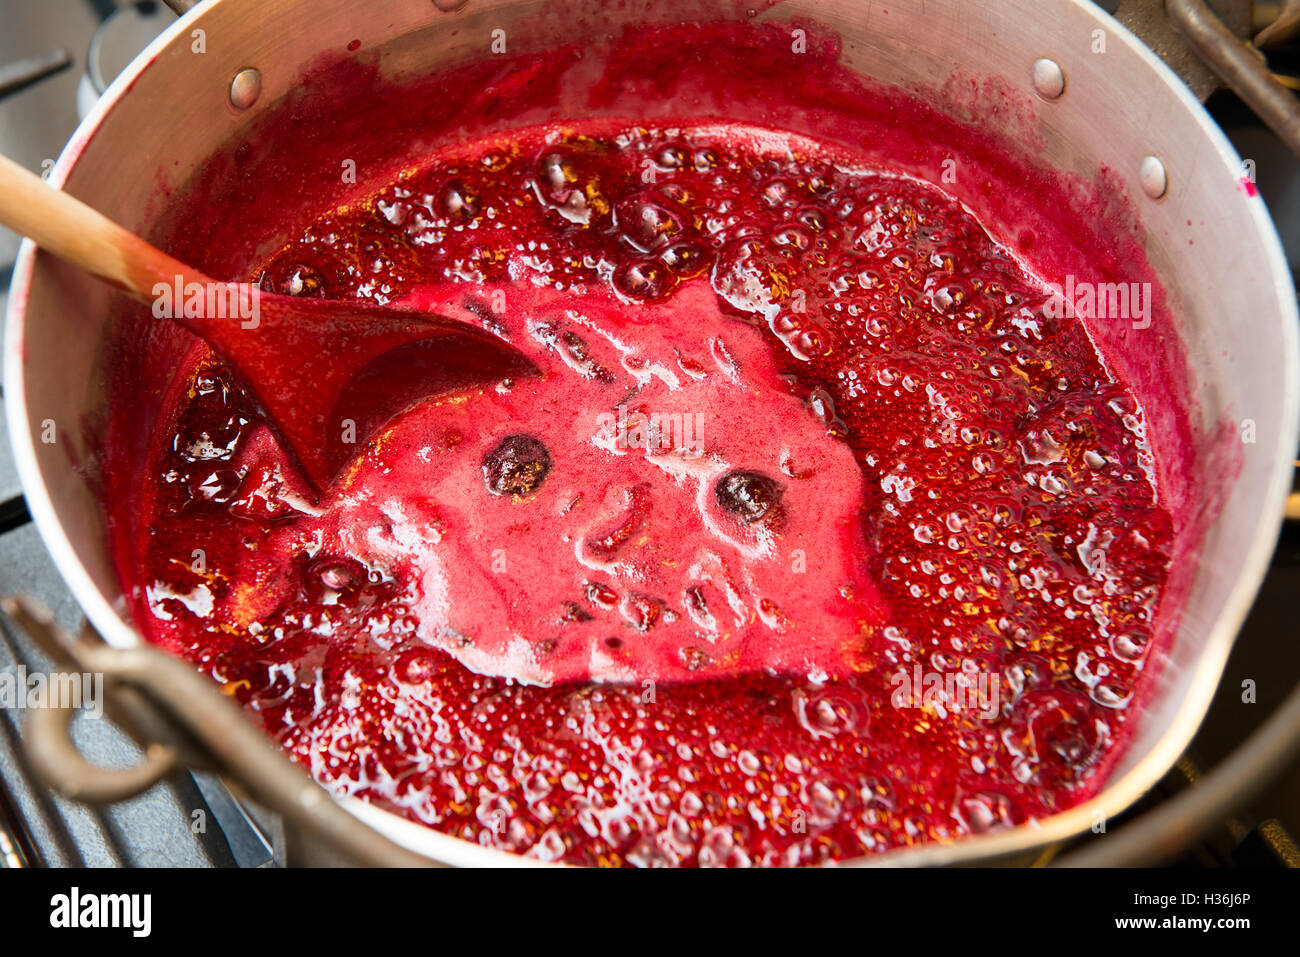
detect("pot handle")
(1167, 0), (1300, 157)
(23, 697), (178, 804)
(3, 596), (438, 867)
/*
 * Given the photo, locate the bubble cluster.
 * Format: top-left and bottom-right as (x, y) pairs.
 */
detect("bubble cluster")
(135, 123), (1174, 866)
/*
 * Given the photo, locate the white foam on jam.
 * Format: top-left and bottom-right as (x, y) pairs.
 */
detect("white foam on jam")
(246, 280), (886, 685)
(146, 581), (214, 621)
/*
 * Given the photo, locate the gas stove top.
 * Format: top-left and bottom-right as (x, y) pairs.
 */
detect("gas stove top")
(0, 0), (1296, 870)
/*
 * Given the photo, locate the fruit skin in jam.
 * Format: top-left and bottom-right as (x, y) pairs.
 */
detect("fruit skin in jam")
(126, 121), (1174, 866)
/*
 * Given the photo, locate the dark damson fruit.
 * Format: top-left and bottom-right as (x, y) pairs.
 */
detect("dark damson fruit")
(482, 434), (553, 497)
(714, 470), (785, 527)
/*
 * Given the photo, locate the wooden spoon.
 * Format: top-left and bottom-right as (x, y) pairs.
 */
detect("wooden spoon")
(0, 152), (535, 491)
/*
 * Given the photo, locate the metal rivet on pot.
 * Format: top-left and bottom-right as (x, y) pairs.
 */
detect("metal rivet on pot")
(1139, 155), (1168, 199)
(229, 67), (262, 110)
(433, 0), (469, 10)
(1031, 58), (1066, 100)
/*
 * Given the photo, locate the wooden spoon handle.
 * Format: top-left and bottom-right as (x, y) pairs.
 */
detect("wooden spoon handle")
(0, 152), (212, 301)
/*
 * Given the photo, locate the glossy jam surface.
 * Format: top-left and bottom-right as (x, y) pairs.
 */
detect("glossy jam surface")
(127, 123), (1172, 865)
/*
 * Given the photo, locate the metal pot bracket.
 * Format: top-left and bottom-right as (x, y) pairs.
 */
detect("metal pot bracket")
(1116, 0), (1300, 155)
(2, 596), (433, 867)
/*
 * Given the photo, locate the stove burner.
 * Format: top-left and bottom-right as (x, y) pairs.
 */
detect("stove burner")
(77, 2), (172, 119)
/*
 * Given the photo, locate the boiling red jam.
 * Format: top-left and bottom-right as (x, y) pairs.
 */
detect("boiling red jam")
(126, 121), (1172, 866)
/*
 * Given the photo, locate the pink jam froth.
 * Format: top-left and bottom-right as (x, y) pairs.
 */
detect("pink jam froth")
(121, 117), (1175, 866)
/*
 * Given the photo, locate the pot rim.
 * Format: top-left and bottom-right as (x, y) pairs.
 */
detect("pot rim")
(5, 0), (1298, 867)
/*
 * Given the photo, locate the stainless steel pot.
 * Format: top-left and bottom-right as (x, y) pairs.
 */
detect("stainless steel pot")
(4, 0), (1298, 866)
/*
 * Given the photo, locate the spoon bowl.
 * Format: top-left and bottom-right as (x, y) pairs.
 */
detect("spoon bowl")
(208, 290), (535, 489)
